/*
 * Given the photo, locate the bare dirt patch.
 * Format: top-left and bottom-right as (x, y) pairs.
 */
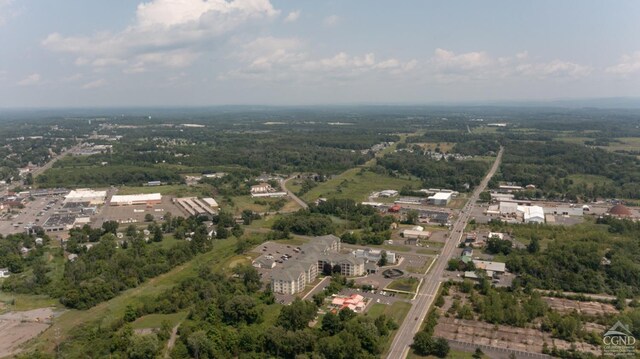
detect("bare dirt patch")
(542, 297), (618, 316)
(434, 317), (601, 355)
(0, 307), (59, 357)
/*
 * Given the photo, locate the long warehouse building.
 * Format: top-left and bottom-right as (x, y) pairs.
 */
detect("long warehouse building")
(110, 193), (162, 206)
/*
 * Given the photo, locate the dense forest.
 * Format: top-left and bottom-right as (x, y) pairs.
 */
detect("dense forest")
(377, 153), (490, 192)
(486, 218), (640, 296)
(46, 266), (399, 358)
(2, 214), (238, 309)
(496, 141), (640, 200)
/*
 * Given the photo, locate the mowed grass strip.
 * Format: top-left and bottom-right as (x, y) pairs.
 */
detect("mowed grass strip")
(367, 301), (412, 355)
(387, 277), (420, 293)
(131, 312), (188, 330)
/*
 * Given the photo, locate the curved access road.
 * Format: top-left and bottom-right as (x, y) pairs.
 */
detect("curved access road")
(281, 176), (308, 209)
(386, 147), (503, 359)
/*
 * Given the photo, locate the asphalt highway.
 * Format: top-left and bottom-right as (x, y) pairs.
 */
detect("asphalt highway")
(385, 147), (504, 359)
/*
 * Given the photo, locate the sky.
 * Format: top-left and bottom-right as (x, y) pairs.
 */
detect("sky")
(0, 0), (639, 107)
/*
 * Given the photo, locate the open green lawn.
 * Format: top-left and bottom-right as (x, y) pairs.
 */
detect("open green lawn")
(559, 136), (640, 156)
(222, 195), (301, 215)
(131, 311), (188, 330)
(568, 174), (615, 188)
(0, 293), (61, 312)
(367, 301), (412, 326)
(149, 234), (181, 249)
(301, 169), (422, 202)
(447, 194), (469, 209)
(31, 237), (238, 353)
(386, 277), (420, 293)
(413, 142), (456, 152)
(118, 184), (210, 197)
(367, 301), (412, 355)
(225, 254), (259, 269)
(247, 215), (280, 229)
(407, 256), (436, 274)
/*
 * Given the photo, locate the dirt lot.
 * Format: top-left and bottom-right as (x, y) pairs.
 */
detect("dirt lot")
(0, 307), (60, 357)
(434, 317), (601, 356)
(543, 297), (618, 316)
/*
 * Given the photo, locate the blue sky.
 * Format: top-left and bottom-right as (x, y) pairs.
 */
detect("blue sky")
(0, 0), (639, 107)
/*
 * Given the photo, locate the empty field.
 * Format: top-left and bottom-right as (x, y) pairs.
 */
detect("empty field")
(386, 277), (420, 293)
(302, 169), (421, 202)
(131, 311), (188, 330)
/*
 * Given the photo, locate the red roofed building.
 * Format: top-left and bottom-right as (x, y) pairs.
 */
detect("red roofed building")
(330, 294), (367, 313)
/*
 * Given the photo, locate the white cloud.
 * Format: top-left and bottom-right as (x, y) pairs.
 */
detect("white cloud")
(82, 79), (106, 89)
(0, 0), (18, 26)
(432, 48), (493, 71)
(514, 60), (592, 79)
(17, 73), (41, 86)
(225, 36), (417, 83)
(428, 48), (592, 82)
(323, 14), (339, 27)
(605, 51), (640, 76)
(43, 0), (280, 72)
(284, 10), (300, 23)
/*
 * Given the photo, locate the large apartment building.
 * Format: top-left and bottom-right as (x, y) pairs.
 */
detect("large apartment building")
(270, 235), (364, 294)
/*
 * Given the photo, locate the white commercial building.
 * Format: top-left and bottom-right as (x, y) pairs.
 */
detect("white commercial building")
(110, 193), (162, 206)
(472, 260), (506, 278)
(518, 205), (545, 224)
(428, 192), (453, 206)
(64, 189), (107, 205)
(378, 190), (399, 197)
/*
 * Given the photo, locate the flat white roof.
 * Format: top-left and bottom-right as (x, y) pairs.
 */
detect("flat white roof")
(65, 189), (107, 200)
(202, 197), (218, 207)
(518, 205), (545, 219)
(402, 229), (431, 237)
(111, 193), (162, 203)
(429, 192), (453, 200)
(473, 260), (506, 273)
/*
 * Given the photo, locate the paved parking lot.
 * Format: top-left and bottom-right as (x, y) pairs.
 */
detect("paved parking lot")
(0, 195), (65, 235)
(94, 195), (187, 227)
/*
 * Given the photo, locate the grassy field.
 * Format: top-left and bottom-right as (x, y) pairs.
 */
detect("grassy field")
(149, 235), (181, 249)
(131, 311), (188, 330)
(31, 237), (239, 354)
(568, 174), (615, 188)
(559, 136), (640, 156)
(301, 169), (422, 202)
(222, 195), (301, 215)
(407, 256), (436, 274)
(387, 277), (420, 293)
(366, 301), (412, 355)
(413, 142), (455, 152)
(0, 293), (61, 312)
(447, 194), (469, 209)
